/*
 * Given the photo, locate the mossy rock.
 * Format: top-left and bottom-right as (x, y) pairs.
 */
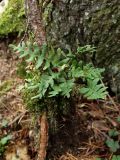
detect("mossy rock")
(0, 0), (25, 36)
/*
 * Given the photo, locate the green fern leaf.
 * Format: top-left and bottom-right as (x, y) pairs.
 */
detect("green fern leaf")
(83, 64), (104, 79)
(27, 84), (39, 90)
(26, 53), (37, 62)
(58, 58), (70, 67)
(49, 85), (61, 97)
(77, 45), (96, 54)
(41, 43), (47, 54)
(80, 78), (107, 100)
(71, 67), (84, 78)
(12, 42), (26, 52)
(106, 139), (120, 152)
(49, 90), (60, 97)
(19, 49), (30, 58)
(31, 93), (42, 99)
(112, 155), (120, 160)
(35, 52), (45, 69)
(60, 79), (74, 98)
(43, 60), (50, 70)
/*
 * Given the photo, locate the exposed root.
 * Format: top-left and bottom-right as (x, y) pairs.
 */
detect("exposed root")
(38, 111), (48, 160)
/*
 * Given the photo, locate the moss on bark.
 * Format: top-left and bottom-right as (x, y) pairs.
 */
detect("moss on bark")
(0, 0), (25, 36)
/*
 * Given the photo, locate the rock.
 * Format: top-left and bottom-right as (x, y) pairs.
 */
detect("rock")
(0, 0), (8, 15)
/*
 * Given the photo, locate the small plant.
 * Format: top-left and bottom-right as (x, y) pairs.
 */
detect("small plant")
(106, 129), (120, 153)
(112, 155), (120, 160)
(10, 42), (108, 160)
(117, 116), (120, 123)
(106, 138), (119, 153)
(96, 155), (120, 160)
(97, 120), (120, 160)
(11, 42), (107, 103)
(0, 135), (12, 156)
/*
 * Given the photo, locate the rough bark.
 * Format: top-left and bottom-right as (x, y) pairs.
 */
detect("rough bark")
(26, 1), (48, 160)
(27, 0), (46, 46)
(43, 0), (120, 94)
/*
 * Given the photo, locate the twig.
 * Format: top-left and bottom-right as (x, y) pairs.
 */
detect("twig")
(100, 79), (119, 111)
(8, 111), (27, 126)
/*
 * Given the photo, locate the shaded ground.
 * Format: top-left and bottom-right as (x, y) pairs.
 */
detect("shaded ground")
(0, 41), (120, 160)
(0, 45), (33, 160)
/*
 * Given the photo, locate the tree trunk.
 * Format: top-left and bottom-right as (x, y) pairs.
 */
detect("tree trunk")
(43, 0), (120, 94)
(27, 0), (46, 46)
(26, 1), (48, 160)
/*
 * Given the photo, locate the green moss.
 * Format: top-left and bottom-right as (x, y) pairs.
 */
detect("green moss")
(0, 0), (25, 36)
(0, 80), (13, 96)
(22, 87), (41, 112)
(16, 61), (27, 78)
(21, 71), (42, 112)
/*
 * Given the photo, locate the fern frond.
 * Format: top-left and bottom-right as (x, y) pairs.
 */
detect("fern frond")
(80, 78), (107, 100)
(77, 45), (96, 54)
(26, 53), (36, 62)
(35, 52), (45, 69)
(83, 64), (105, 79)
(60, 79), (74, 98)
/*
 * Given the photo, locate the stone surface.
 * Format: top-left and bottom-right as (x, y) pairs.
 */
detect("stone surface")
(0, 0), (8, 15)
(44, 0), (120, 94)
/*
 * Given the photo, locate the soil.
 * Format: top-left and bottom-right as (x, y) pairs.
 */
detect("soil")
(0, 40), (120, 160)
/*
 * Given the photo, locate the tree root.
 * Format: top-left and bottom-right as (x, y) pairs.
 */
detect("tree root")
(38, 111), (48, 160)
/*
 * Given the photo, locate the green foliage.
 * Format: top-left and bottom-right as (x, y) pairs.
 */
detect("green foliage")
(96, 126), (120, 160)
(0, 135), (12, 156)
(108, 129), (119, 137)
(112, 155), (120, 160)
(106, 139), (120, 153)
(96, 156), (120, 160)
(0, 0), (25, 36)
(0, 135), (12, 145)
(106, 128), (120, 153)
(80, 78), (107, 100)
(16, 61), (27, 78)
(117, 116), (120, 123)
(1, 119), (8, 128)
(96, 155), (120, 160)
(11, 42), (107, 104)
(21, 71), (43, 112)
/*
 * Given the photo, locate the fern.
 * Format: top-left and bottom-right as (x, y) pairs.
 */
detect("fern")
(11, 42), (107, 101)
(77, 45), (96, 54)
(82, 64), (104, 80)
(80, 78), (107, 99)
